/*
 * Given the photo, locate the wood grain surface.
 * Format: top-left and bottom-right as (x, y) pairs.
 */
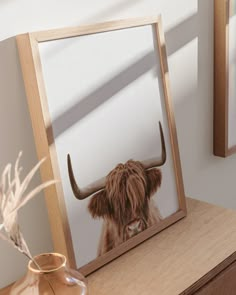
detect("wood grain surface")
(2, 198), (236, 294)
(87, 198), (236, 295)
(195, 260), (236, 295)
(32, 16), (161, 42)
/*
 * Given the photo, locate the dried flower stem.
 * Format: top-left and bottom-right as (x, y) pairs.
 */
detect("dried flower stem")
(0, 152), (59, 294)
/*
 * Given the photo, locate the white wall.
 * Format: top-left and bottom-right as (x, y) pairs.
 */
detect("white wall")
(1, 0), (235, 288)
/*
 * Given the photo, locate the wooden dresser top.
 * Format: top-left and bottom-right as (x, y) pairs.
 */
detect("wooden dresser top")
(87, 198), (236, 295)
(2, 198), (236, 294)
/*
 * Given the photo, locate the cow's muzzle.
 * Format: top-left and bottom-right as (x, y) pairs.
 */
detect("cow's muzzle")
(123, 218), (147, 241)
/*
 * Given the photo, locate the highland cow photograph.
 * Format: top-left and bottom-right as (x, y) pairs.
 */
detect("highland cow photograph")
(67, 122), (166, 256)
(30, 17), (186, 274)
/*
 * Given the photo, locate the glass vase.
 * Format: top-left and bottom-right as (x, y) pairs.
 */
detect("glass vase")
(10, 252), (88, 295)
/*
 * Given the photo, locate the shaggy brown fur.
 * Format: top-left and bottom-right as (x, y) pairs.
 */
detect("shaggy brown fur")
(88, 160), (163, 256)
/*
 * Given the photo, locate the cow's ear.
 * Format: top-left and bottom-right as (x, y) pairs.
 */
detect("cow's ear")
(146, 169), (162, 198)
(88, 190), (110, 218)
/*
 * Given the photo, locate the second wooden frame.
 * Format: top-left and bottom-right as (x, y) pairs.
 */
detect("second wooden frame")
(214, 0), (236, 157)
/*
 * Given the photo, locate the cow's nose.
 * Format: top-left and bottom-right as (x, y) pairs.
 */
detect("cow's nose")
(124, 218), (147, 240)
(127, 219), (143, 234)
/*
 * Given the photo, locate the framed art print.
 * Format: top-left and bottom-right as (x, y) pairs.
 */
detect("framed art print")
(214, 0), (236, 157)
(16, 16), (186, 275)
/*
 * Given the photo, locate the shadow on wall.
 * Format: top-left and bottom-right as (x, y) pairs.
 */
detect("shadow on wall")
(174, 0), (214, 169)
(0, 37), (53, 288)
(42, 0), (236, 205)
(2, 0), (235, 288)
(46, 11), (198, 140)
(174, 0), (236, 204)
(0, 1), (200, 288)
(0, 38), (32, 160)
(37, 0), (145, 59)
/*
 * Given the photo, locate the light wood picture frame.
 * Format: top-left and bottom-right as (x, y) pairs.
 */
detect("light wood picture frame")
(214, 0), (236, 157)
(16, 16), (186, 275)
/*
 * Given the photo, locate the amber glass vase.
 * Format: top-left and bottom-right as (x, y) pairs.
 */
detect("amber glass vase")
(10, 253), (88, 294)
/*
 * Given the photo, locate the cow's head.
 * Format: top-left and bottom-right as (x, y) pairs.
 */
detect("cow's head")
(67, 122), (166, 241)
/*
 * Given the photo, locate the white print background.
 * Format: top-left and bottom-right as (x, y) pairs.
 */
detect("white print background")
(39, 24), (179, 268)
(228, 0), (236, 147)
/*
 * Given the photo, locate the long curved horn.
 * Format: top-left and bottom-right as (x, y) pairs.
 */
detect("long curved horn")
(67, 154), (106, 200)
(141, 122), (167, 170)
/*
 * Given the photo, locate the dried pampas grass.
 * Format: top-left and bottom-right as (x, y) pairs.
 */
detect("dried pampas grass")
(0, 151), (58, 262)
